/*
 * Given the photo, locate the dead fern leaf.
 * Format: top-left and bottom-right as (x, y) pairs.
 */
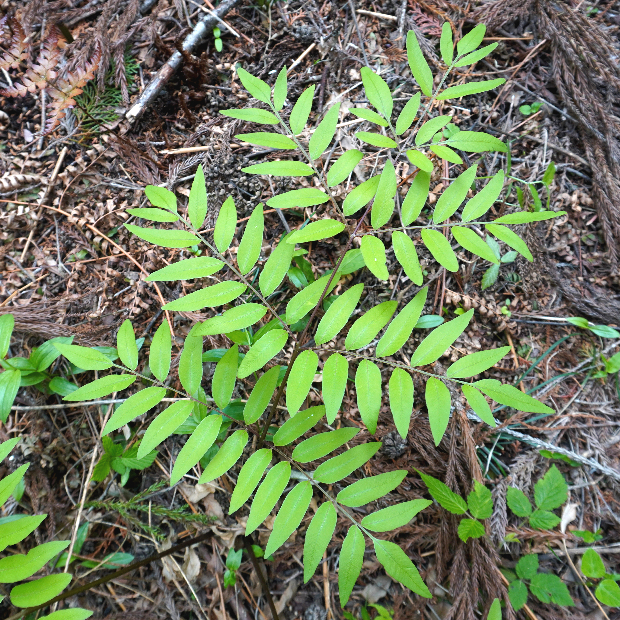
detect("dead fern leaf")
(0, 16), (28, 71)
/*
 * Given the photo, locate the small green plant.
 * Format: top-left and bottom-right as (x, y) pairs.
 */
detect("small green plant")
(343, 603), (394, 620)
(213, 27), (223, 52)
(481, 236), (517, 290)
(92, 436), (158, 487)
(224, 549), (242, 587)
(580, 541), (620, 607)
(567, 316), (620, 340)
(519, 101), (542, 116)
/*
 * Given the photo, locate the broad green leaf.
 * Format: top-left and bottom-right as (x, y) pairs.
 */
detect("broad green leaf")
(163, 281), (247, 311)
(401, 170), (430, 225)
(345, 300), (397, 350)
(360, 235), (389, 281)
(406, 149), (433, 172)
(286, 350), (318, 416)
(39, 609), (93, 620)
(260, 233), (295, 296)
(509, 579), (528, 611)
(388, 368), (414, 439)
(244, 366), (280, 423)
(529, 573), (573, 606)
(266, 481), (312, 556)
(360, 67), (393, 120)
(0, 515), (46, 552)
(147, 257), (223, 282)
(448, 347), (510, 379)
(453, 226), (500, 263)
(416, 115), (452, 145)
(342, 175), (380, 216)
(197, 304), (268, 336)
(495, 210), (565, 224)
(274, 405), (325, 446)
(286, 274), (338, 324)
(314, 442), (381, 484)
(467, 480), (493, 519)
(126, 207), (178, 222)
(327, 149), (364, 186)
(411, 310), (473, 366)
(138, 400), (194, 458)
(420, 228), (459, 271)
(303, 502), (337, 582)
(437, 78), (505, 100)
(506, 487), (532, 517)
(0, 464), (28, 507)
(238, 329), (288, 379)
(309, 103), (340, 160)
(117, 319), (138, 371)
(124, 225), (199, 248)
(53, 343), (113, 371)
(213, 345), (238, 409)
(355, 360), (382, 434)
(103, 387), (166, 435)
(396, 93), (421, 135)
(188, 164), (208, 229)
(10, 573), (72, 608)
(377, 288), (428, 357)
(433, 165), (478, 224)
(145, 186), (176, 212)
(63, 374), (136, 403)
(178, 334), (203, 395)
(534, 465), (567, 511)
(461, 170), (504, 221)
(361, 499), (432, 532)
(339, 526), (365, 606)
(474, 379), (553, 413)
(430, 145), (463, 164)
(237, 67), (271, 103)
(374, 539), (431, 598)
(0, 541), (70, 584)
(290, 85), (315, 135)
(315, 283), (364, 345)
(446, 130), (507, 153)
(596, 579), (620, 607)
(220, 108), (278, 124)
(0, 314), (14, 357)
(268, 188), (329, 209)
(242, 161), (314, 177)
(440, 22), (453, 65)
(322, 353), (348, 424)
(0, 437), (20, 463)
(292, 427), (359, 463)
(237, 203), (264, 275)
(457, 518), (486, 542)
(582, 549), (606, 579)
(392, 231), (423, 285)
(348, 107), (388, 127)
(214, 196), (237, 253)
(287, 220), (345, 244)
(236, 132), (296, 149)
(457, 24), (485, 55)
(199, 428), (248, 484)
(418, 471), (467, 514)
(372, 159), (397, 228)
(273, 66), (287, 110)
(229, 448), (272, 513)
(425, 377), (451, 446)
(338, 471), (406, 507)
(406, 30), (433, 96)
(246, 461), (291, 534)
(516, 554), (539, 580)
(355, 132), (397, 149)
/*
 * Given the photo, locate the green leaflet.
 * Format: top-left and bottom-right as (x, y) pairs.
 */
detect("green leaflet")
(286, 350), (319, 416)
(485, 224), (533, 261)
(309, 103), (341, 160)
(461, 384), (495, 426)
(582, 549), (606, 579)
(267, 188), (329, 209)
(452, 226), (500, 263)
(117, 319), (138, 371)
(377, 288), (428, 357)
(529, 509), (560, 530)
(0, 464), (28, 508)
(437, 79), (505, 100)
(411, 309), (473, 366)
(303, 502), (337, 583)
(229, 448), (272, 513)
(355, 359), (382, 434)
(0, 515), (47, 552)
(596, 579), (620, 607)
(238, 329), (288, 379)
(220, 108), (279, 124)
(447, 346), (510, 379)
(348, 107), (388, 127)
(315, 283), (364, 345)
(446, 130), (507, 153)
(494, 210), (565, 224)
(10, 573), (73, 608)
(339, 526), (365, 607)
(458, 518), (486, 542)
(103, 387), (166, 435)
(197, 304), (268, 336)
(339, 248), (365, 274)
(457, 23), (485, 55)
(146, 257), (224, 281)
(0, 541), (70, 584)
(313, 442), (381, 484)
(244, 365), (280, 423)
(292, 427), (359, 463)
(266, 481), (312, 556)
(388, 368), (414, 439)
(260, 233), (295, 296)
(0, 437), (20, 463)
(506, 487), (532, 517)
(290, 85), (315, 135)
(487, 599), (502, 620)
(138, 400), (194, 458)
(468, 480), (493, 519)
(188, 164), (208, 229)
(345, 300), (397, 350)
(327, 149), (364, 187)
(418, 470), (467, 514)
(416, 115), (452, 145)
(164, 281), (247, 311)
(237, 67), (271, 103)
(145, 186), (176, 212)
(406, 30), (433, 96)
(461, 170), (504, 222)
(242, 161), (314, 177)
(474, 379), (553, 413)
(371, 159), (397, 228)
(401, 170), (430, 225)
(273, 66), (287, 110)
(213, 345), (239, 409)
(337, 471), (407, 507)
(425, 377), (451, 446)
(54, 343), (113, 371)
(360, 67), (393, 120)
(273, 405), (325, 446)
(433, 165), (478, 224)
(534, 465), (567, 511)
(406, 149), (433, 173)
(178, 335), (203, 395)
(286, 274), (338, 324)
(392, 231), (423, 285)
(199, 428), (248, 484)
(360, 235), (389, 281)
(245, 461), (291, 535)
(63, 374), (136, 402)
(322, 353), (348, 424)
(237, 203), (264, 275)
(509, 579), (528, 611)
(430, 145), (463, 164)
(235, 132), (297, 149)
(529, 573), (573, 607)
(214, 196), (237, 253)
(373, 539), (431, 598)
(420, 228), (459, 272)
(38, 610), (93, 620)
(342, 175), (380, 216)
(0, 314), (14, 357)
(287, 220), (345, 244)
(396, 93), (421, 135)
(126, 207), (178, 223)
(361, 499), (432, 532)
(355, 131), (397, 149)
(440, 22), (453, 65)
(124, 225), (199, 249)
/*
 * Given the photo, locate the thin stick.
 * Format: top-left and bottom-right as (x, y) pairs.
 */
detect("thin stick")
(244, 537), (280, 620)
(287, 43), (317, 75)
(348, 0), (370, 67)
(356, 9), (397, 21)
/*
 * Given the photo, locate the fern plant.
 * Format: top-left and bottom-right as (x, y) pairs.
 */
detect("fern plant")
(0, 22), (568, 615)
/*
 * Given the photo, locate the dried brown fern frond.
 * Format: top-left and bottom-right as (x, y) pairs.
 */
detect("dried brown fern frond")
(0, 16), (28, 71)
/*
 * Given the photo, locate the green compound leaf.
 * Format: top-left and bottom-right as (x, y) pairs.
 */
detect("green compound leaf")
(529, 573), (574, 607)
(54, 343), (113, 371)
(268, 188), (329, 209)
(416, 115), (452, 145)
(355, 132), (398, 149)
(147, 257), (224, 282)
(474, 379), (553, 414)
(117, 319), (138, 371)
(346, 300), (397, 350)
(10, 573), (72, 608)
(63, 374), (136, 402)
(273, 405), (325, 446)
(485, 223), (533, 261)
(125, 225), (199, 248)
(392, 231), (423, 285)
(138, 400), (194, 459)
(433, 165), (478, 224)
(229, 448), (272, 514)
(411, 310), (473, 366)
(287, 220), (345, 244)
(292, 427), (359, 463)
(453, 226), (500, 263)
(246, 461), (291, 535)
(506, 487), (532, 517)
(214, 196), (237, 253)
(534, 465), (568, 511)
(0, 515), (47, 552)
(371, 159), (397, 228)
(401, 170), (430, 225)
(244, 366), (280, 423)
(447, 346), (510, 379)
(237, 67), (271, 103)
(286, 350), (319, 416)
(461, 170), (504, 222)
(238, 329), (288, 379)
(213, 345), (239, 409)
(188, 164), (208, 229)
(348, 107), (388, 127)
(273, 66), (287, 111)
(163, 281), (247, 311)
(361, 499), (432, 532)
(322, 353), (348, 424)
(595, 579), (620, 607)
(266, 481), (312, 556)
(304, 502), (337, 583)
(339, 526), (365, 606)
(145, 186), (176, 212)
(406, 149), (433, 172)
(374, 538), (431, 598)
(309, 103), (341, 160)
(242, 161), (314, 177)
(199, 428), (248, 484)
(437, 78), (505, 100)
(290, 85), (315, 135)
(259, 232), (295, 296)
(315, 283), (364, 345)
(420, 228), (459, 272)
(355, 359), (382, 434)
(327, 149), (364, 187)
(103, 387), (166, 435)
(178, 334), (203, 395)
(406, 30), (433, 96)
(360, 67), (393, 121)
(126, 207), (178, 223)
(337, 471), (407, 507)
(457, 518), (486, 542)
(0, 541), (70, 584)
(220, 108), (279, 124)
(457, 23), (486, 55)
(377, 288), (428, 357)
(581, 549), (606, 579)
(237, 203), (264, 275)
(446, 130), (507, 153)
(461, 384), (495, 426)
(236, 132), (297, 150)
(494, 210), (566, 224)
(425, 377), (451, 446)
(509, 579), (528, 612)
(389, 368), (414, 439)
(516, 554), (539, 580)
(418, 470), (467, 514)
(197, 304), (268, 336)
(467, 480), (493, 519)
(440, 22), (453, 65)
(314, 442), (381, 484)
(360, 234), (389, 281)
(343, 175), (381, 216)
(396, 92), (421, 135)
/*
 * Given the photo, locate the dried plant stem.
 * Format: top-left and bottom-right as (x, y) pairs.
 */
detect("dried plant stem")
(244, 537), (280, 620)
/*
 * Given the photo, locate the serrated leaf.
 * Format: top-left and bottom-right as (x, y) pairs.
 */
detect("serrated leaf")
(238, 329), (288, 379)
(164, 281), (247, 311)
(509, 579), (528, 611)
(355, 131), (397, 149)
(268, 188), (329, 209)
(453, 226), (500, 263)
(0, 515), (47, 552)
(481, 264), (500, 290)
(237, 67), (271, 103)
(530, 573), (573, 606)
(145, 186), (176, 212)
(374, 539), (431, 598)
(178, 334), (203, 395)
(516, 554), (539, 580)
(447, 347), (510, 379)
(147, 257), (223, 282)
(236, 132), (296, 149)
(433, 165), (478, 224)
(124, 224), (199, 248)
(463, 382), (496, 424)
(494, 210), (565, 224)
(506, 487), (532, 517)
(595, 579), (620, 607)
(286, 350), (318, 416)
(220, 108), (279, 124)
(0, 541), (70, 584)
(339, 526), (365, 606)
(437, 79), (505, 100)
(361, 499), (431, 532)
(290, 85), (315, 135)
(62, 374), (135, 402)
(474, 379), (553, 414)
(446, 130), (507, 153)
(103, 387), (166, 435)
(416, 115), (452, 145)
(273, 66), (287, 110)
(266, 481), (312, 556)
(197, 304), (268, 336)
(406, 31), (433, 96)
(309, 103), (340, 160)
(371, 159), (397, 228)
(467, 480), (493, 519)
(401, 171), (430, 225)
(304, 502), (337, 582)
(246, 461), (291, 534)
(287, 219), (345, 244)
(286, 274), (338, 324)
(138, 400), (194, 459)
(388, 368), (414, 439)
(117, 319), (138, 371)
(348, 107), (388, 127)
(582, 549), (606, 579)
(461, 170), (504, 222)
(430, 145), (463, 164)
(346, 300), (397, 350)
(274, 405), (325, 445)
(126, 207), (178, 223)
(392, 231), (423, 285)
(327, 149), (364, 187)
(337, 471), (406, 507)
(53, 343), (113, 371)
(418, 470), (467, 514)
(242, 161), (314, 177)
(425, 377), (451, 446)
(199, 428), (248, 484)
(457, 518), (486, 542)
(411, 310), (473, 366)
(229, 448), (272, 513)
(420, 228), (459, 272)
(360, 235), (389, 281)
(314, 442), (381, 484)
(292, 427), (359, 463)
(406, 149), (433, 172)
(212, 345), (238, 409)
(534, 465), (567, 511)
(342, 175), (380, 215)
(355, 360), (382, 434)
(244, 366), (280, 423)
(396, 93), (421, 135)
(360, 67), (393, 120)
(237, 203), (264, 275)
(377, 288), (428, 357)
(457, 24), (486, 55)
(315, 283), (363, 345)
(440, 22), (453, 65)
(10, 573), (72, 608)
(0, 314), (14, 358)
(214, 196), (237, 253)
(322, 353), (348, 424)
